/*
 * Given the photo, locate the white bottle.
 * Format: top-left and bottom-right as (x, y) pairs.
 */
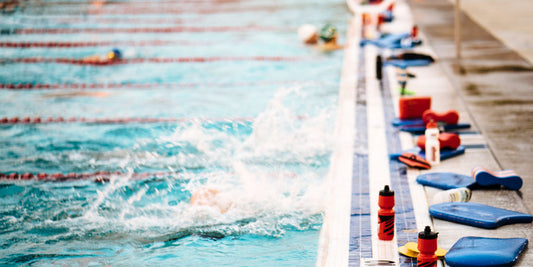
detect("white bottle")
(432, 187), (472, 205)
(425, 121), (440, 165)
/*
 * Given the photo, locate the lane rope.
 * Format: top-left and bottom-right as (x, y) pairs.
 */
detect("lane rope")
(0, 26), (287, 35)
(0, 171), (179, 182)
(0, 40), (218, 48)
(0, 116), (256, 125)
(0, 56), (301, 65)
(17, 0), (241, 5)
(0, 80), (301, 90)
(9, 5), (292, 16)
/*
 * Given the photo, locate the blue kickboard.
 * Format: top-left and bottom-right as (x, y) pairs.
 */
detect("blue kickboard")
(398, 123), (471, 133)
(383, 59), (433, 69)
(429, 202), (533, 229)
(390, 145), (465, 161)
(445, 236), (528, 267)
(360, 33), (418, 49)
(416, 172), (476, 190)
(391, 117), (424, 127)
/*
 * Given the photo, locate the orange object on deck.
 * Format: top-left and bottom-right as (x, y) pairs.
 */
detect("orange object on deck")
(398, 96), (431, 119)
(422, 109), (459, 125)
(417, 132), (461, 150)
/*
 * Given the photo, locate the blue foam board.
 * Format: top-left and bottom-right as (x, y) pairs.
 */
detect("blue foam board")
(445, 236), (528, 267)
(429, 202), (533, 229)
(390, 145), (465, 161)
(384, 59), (433, 69)
(391, 117), (424, 127)
(416, 172), (475, 190)
(360, 33), (417, 49)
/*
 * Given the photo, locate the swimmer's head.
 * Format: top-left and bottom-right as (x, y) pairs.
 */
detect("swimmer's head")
(107, 48), (122, 61)
(298, 24), (318, 44)
(319, 24), (337, 42)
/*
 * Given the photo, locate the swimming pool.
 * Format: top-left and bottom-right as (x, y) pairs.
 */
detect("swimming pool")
(0, 0), (350, 265)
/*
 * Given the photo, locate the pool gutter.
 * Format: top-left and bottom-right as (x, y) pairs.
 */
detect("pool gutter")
(315, 15), (359, 267)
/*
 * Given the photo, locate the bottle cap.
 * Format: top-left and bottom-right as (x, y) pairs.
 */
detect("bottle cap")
(418, 226), (438, 240)
(379, 185), (394, 196)
(426, 121), (437, 129)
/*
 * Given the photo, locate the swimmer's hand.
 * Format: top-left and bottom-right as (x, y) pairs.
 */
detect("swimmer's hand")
(190, 188), (232, 213)
(318, 42), (344, 52)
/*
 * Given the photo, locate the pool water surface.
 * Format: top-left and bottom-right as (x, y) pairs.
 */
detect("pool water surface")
(0, 0), (350, 265)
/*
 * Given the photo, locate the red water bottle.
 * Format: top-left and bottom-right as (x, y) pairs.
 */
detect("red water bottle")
(378, 185), (395, 241)
(411, 25), (419, 38)
(417, 226), (438, 267)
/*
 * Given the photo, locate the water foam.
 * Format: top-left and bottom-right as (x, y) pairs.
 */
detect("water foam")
(67, 84), (337, 240)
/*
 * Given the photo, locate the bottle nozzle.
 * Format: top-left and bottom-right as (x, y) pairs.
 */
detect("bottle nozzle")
(426, 120), (437, 129)
(424, 226), (431, 234)
(418, 225), (438, 239)
(379, 185), (394, 196)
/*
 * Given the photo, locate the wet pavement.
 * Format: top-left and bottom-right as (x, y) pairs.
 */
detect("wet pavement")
(407, 0), (533, 215)
(460, 0), (533, 65)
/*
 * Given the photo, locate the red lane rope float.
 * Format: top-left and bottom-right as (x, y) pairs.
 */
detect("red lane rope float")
(0, 115), (309, 125)
(0, 171), (180, 182)
(0, 56), (301, 65)
(0, 116), (257, 125)
(11, 26), (286, 35)
(21, 0), (242, 5)
(0, 80), (300, 90)
(20, 5), (291, 16)
(35, 17), (189, 25)
(0, 40), (217, 48)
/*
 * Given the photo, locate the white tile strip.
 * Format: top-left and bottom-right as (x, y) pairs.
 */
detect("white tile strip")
(365, 45), (399, 263)
(316, 15), (359, 267)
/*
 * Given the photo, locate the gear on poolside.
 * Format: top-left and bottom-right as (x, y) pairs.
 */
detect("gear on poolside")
(319, 24), (337, 42)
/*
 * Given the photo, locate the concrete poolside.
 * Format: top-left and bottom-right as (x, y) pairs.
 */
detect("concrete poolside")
(318, 0), (533, 266)
(408, 0), (533, 214)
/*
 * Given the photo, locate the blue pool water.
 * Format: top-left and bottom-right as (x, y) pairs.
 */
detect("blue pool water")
(0, 0), (349, 265)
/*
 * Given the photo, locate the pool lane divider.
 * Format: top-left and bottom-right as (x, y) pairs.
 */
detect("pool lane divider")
(15, 5), (302, 16)
(0, 80), (306, 90)
(0, 26), (287, 35)
(23, 17), (189, 25)
(0, 40), (217, 48)
(0, 116), (267, 125)
(0, 56), (301, 65)
(21, 0), (241, 5)
(0, 171), (180, 182)
(0, 115), (310, 125)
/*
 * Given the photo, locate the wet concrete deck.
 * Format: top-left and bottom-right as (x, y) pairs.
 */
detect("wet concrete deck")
(460, 0), (533, 65)
(404, 0), (533, 265)
(407, 0), (533, 219)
